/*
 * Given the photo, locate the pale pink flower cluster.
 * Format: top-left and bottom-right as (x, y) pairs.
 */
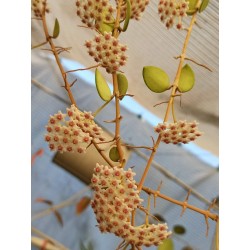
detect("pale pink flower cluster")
(118, 0), (150, 21)
(75, 0), (114, 29)
(91, 163), (171, 247)
(158, 0), (189, 29)
(155, 120), (202, 144)
(32, 0), (49, 17)
(45, 105), (105, 153)
(85, 32), (128, 73)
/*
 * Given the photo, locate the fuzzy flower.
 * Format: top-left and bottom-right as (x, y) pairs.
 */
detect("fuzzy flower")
(75, 0), (115, 29)
(155, 120), (203, 144)
(91, 163), (171, 247)
(117, 0), (150, 21)
(45, 105), (105, 153)
(158, 0), (189, 29)
(85, 32), (128, 73)
(31, 0), (49, 17)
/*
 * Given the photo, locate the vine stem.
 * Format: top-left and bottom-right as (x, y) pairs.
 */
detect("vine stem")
(112, 0), (125, 168)
(163, 10), (198, 123)
(137, 7), (200, 192)
(37, 3), (117, 168)
(92, 140), (116, 168)
(40, 4), (77, 106)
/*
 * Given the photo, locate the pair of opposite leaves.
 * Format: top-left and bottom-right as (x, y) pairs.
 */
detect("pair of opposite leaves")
(95, 69), (128, 101)
(143, 64), (195, 94)
(95, 63), (195, 103)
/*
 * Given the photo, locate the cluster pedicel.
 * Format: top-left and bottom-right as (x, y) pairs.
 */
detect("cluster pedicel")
(85, 32), (128, 73)
(155, 120), (203, 144)
(158, 0), (189, 29)
(118, 0), (150, 21)
(91, 163), (172, 247)
(45, 105), (105, 153)
(32, 0), (49, 17)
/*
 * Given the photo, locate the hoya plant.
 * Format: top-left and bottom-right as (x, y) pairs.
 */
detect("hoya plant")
(31, 0), (218, 249)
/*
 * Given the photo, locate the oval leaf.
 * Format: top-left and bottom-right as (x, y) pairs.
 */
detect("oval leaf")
(95, 69), (112, 101)
(76, 196), (91, 215)
(99, 21), (114, 34)
(98, 9), (115, 34)
(157, 238), (174, 250)
(117, 73), (128, 100)
(177, 64), (195, 93)
(53, 18), (60, 39)
(187, 0), (198, 15)
(143, 66), (170, 93)
(199, 0), (210, 13)
(122, 0), (131, 32)
(173, 225), (186, 235)
(109, 147), (120, 162)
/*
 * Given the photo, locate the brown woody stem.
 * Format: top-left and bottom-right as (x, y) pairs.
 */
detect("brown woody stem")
(137, 6), (200, 192)
(111, 0), (125, 168)
(141, 185), (218, 222)
(41, 7), (77, 106)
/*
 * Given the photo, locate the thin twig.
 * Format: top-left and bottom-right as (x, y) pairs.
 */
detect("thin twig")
(123, 144), (153, 151)
(65, 64), (101, 74)
(32, 40), (48, 49)
(40, 7), (77, 106)
(153, 100), (169, 107)
(32, 227), (69, 250)
(133, 148), (218, 210)
(174, 56), (212, 72)
(31, 186), (90, 221)
(32, 237), (59, 250)
(92, 140), (116, 168)
(141, 185), (218, 223)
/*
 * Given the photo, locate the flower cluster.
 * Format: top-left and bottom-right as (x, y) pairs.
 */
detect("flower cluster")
(76, 0), (114, 29)
(155, 120), (202, 144)
(45, 105), (105, 153)
(118, 0), (150, 21)
(85, 32), (128, 73)
(91, 163), (171, 247)
(158, 0), (189, 29)
(32, 0), (49, 17)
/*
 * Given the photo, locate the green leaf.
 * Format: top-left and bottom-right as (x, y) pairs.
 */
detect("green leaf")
(109, 147), (120, 162)
(53, 18), (60, 39)
(158, 238), (174, 250)
(186, 0), (198, 15)
(99, 21), (114, 34)
(117, 73), (128, 100)
(199, 0), (210, 13)
(98, 9), (115, 34)
(177, 64), (195, 93)
(173, 225), (186, 235)
(95, 69), (112, 101)
(143, 66), (170, 93)
(122, 0), (131, 32)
